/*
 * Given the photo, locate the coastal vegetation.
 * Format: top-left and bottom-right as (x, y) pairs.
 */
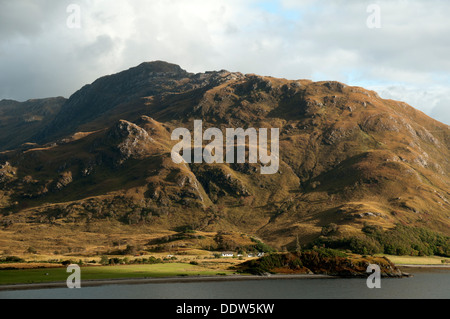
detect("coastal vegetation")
(237, 249), (404, 277)
(312, 225), (450, 257)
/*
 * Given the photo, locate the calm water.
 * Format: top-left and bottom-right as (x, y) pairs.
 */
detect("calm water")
(1, 269), (449, 299)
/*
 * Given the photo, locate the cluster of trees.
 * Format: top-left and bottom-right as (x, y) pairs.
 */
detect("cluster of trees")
(315, 224), (450, 257)
(99, 255), (163, 265)
(249, 238), (275, 254)
(149, 232), (205, 246)
(241, 253), (288, 275)
(241, 248), (347, 275)
(0, 256), (24, 263)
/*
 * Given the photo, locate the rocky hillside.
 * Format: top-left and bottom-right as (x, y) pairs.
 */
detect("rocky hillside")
(0, 61), (448, 253)
(0, 97), (65, 151)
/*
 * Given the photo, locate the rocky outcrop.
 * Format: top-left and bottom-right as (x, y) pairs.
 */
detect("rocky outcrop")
(238, 252), (406, 278)
(106, 120), (154, 165)
(191, 166), (251, 202)
(54, 171), (73, 190)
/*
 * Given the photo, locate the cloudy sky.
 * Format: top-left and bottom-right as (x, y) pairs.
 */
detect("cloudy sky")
(0, 0), (449, 124)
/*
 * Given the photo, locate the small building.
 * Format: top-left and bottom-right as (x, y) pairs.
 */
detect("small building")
(221, 252), (234, 257)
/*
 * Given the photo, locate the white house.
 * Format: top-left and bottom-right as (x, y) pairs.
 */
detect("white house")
(221, 252), (234, 257)
(247, 252), (264, 258)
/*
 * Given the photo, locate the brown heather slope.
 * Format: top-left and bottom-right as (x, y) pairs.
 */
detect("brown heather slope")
(0, 61), (448, 255)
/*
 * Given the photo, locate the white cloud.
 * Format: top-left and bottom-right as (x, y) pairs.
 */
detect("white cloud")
(369, 84), (450, 125)
(0, 0), (448, 125)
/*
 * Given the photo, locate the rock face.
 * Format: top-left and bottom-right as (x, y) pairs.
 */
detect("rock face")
(54, 171), (73, 190)
(106, 120), (154, 165)
(0, 61), (449, 250)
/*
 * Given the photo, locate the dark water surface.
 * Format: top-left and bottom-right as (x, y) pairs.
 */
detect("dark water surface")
(0, 269), (448, 299)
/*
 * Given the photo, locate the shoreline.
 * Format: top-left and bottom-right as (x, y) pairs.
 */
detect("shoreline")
(0, 274), (334, 291)
(397, 264), (450, 268)
(1, 263), (449, 292)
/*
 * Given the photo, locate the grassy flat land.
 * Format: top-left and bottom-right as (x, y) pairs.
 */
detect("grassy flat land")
(379, 255), (450, 265)
(0, 263), (235, 285)
(1, 253), (449, 286)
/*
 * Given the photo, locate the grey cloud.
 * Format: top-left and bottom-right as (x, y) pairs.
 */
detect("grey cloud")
(0, 1), (68, 39)
(0, 0), (448, 125)
(77, 35), (116, 60)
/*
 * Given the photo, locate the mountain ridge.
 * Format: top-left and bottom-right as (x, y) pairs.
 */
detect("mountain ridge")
(33, 61), (244, 144)
(0, 61), (448, 255)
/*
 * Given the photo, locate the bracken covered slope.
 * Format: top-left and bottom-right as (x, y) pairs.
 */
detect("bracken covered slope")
(0, 61), (448, 252)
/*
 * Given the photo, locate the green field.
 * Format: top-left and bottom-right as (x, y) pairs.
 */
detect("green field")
(0, 263), (234, 285)
(2, 255), (449, 286)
